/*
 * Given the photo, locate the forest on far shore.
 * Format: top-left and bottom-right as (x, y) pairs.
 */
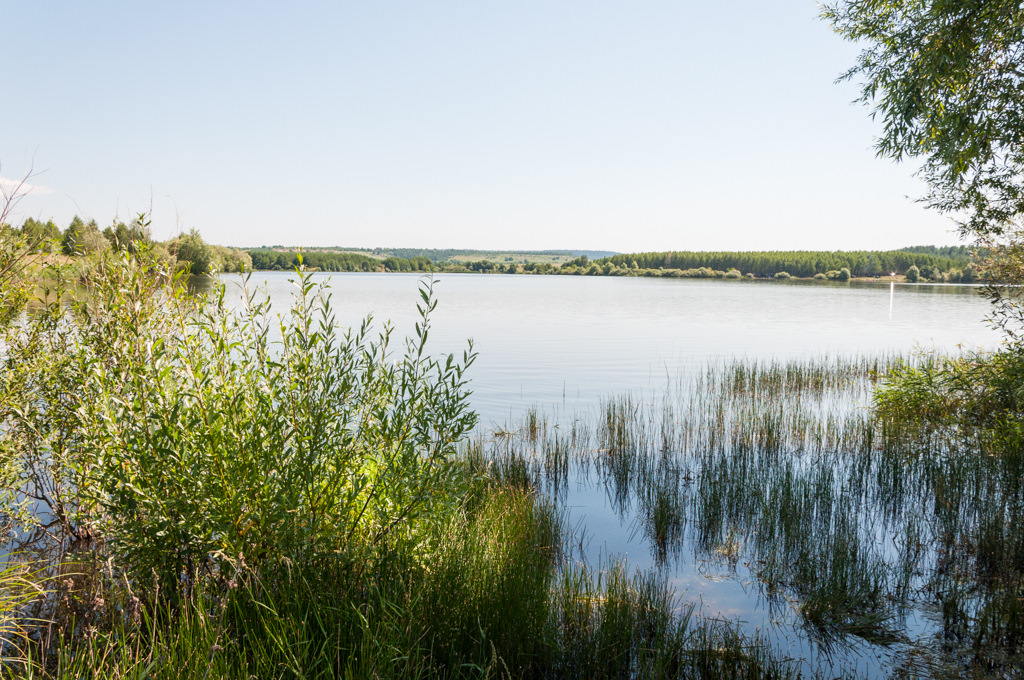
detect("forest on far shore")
(2, 214), (980, 283)
(247, 245), (979, 282)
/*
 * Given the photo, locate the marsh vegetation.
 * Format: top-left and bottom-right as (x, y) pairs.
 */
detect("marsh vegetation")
(475, 354), (1024, 677)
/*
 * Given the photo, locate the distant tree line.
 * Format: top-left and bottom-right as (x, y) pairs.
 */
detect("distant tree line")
(595, 249), (975, 279)
(248, 250), (381, 272)
(242, 247), (980, 282)
(2, 216), (252, 275)
(251, 247), (618, 264)
(246, 250), (523, 274)
(897, 245), (978, 260)
(8, 216), (979, 283)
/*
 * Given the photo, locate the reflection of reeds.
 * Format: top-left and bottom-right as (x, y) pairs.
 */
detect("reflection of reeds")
(551, 558), (804, 679)
(474, 354), (1024, 673)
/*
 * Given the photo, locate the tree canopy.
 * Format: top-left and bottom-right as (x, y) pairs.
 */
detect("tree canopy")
(823, 0), (1024, 240)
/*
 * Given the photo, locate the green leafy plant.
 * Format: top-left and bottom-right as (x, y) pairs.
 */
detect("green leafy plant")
(75, 265), (478, 594)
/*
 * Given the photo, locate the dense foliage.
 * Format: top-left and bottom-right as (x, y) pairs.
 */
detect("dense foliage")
(1, 249), (479, 586)
(248, 249), (381, 272)
(823, 0), (1024, 241)
(2, 214), (251, 276)
(898, 244), (976, 260)
(598, 249), (970, 278)
(824, 0), (1024, 327)
(247, 249), (525, 274)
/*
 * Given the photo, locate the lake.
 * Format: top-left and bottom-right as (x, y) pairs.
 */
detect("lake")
(221, 272), (999, 424)
(222, 272), (1003, 678)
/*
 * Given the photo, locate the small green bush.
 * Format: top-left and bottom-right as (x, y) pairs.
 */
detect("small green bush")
(774, 271), (792, 279)
(873, 347), (1024, 430)
(905, 265), (920, 282)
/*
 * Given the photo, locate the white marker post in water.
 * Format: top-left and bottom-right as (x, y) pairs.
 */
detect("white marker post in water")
(889, 272), (896, 320)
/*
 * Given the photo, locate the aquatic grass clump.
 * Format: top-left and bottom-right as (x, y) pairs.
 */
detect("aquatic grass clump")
(551, 560), (806, 680)
(635, 471), (687, 564)
(417, 487), (562, 673)
(0, 559), (50, 668)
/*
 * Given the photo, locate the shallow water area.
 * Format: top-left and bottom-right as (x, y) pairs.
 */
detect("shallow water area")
(218, 272), (1005, 678)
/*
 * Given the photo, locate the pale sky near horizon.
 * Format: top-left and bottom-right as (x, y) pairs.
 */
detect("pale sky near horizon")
(2, 1), (962, 252)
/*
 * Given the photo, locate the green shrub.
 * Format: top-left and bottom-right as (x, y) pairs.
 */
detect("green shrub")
(168, 229), (216, 275)
(774, 271), (791, 279)
(905, 265), (920, 282)
(822, 268), (852, 281)
(813, 273), (827, 280)
(1, 250), (193, 554)
(85, 273), (477, 592)
(1, 250), (478, 600)
(873, 348), (1024, 430)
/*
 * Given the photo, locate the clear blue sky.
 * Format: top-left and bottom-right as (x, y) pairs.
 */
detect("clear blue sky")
(1, 1), (960, 251)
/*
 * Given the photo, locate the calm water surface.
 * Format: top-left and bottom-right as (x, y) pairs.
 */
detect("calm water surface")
(222, 272), (999, 423)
